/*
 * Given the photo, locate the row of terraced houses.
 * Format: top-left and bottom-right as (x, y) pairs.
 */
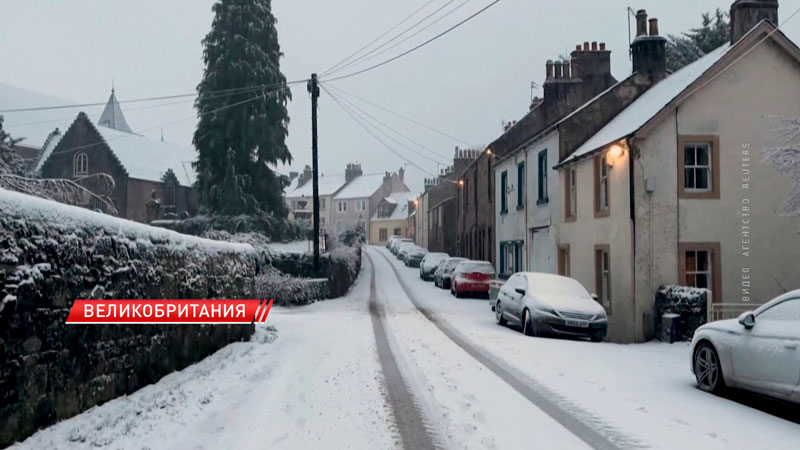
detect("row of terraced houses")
(411, 0), (800, 342)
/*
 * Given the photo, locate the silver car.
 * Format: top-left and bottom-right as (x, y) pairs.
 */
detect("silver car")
(396, 242), (416, 261)
(691, 290), (800, 403)
(419, 252), (449, 281)
(391, 238), (412, 255)
(434, 257), (468, 290)
(493, 272), (608, 342)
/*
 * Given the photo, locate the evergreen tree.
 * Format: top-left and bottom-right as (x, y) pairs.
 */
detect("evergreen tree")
(666, 9), (730, 72)
(210, 148), (259, 215)
(193, 0), (291, 216)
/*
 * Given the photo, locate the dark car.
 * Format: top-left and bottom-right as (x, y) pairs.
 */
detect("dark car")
(405, 247), (428, 267)
(419, 252), (449, 280)
(434, 257), (468, 289)
(451, 261), (495, 298)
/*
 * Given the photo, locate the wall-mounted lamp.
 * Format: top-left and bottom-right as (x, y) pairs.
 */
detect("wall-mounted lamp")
(606, 144), (626, 167)
(458, 179), (464, 187)
(486, 148), (493, 156)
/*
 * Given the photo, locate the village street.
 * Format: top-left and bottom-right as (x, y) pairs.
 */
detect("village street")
(11, 246), (800, 450)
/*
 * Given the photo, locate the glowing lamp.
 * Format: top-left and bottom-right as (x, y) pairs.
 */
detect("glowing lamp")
(606, 144), (625, 167)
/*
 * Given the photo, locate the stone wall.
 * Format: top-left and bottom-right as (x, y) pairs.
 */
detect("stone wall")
(0, 191), (261, 447)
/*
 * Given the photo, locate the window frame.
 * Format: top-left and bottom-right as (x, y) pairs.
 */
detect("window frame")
(557, 244), (570, 277)
(564, 167), (577, 222)
(356, 199), (366, 212)
(678, 135), (720, 199)
(500, 170), (508, 214)
(678, 242), (722, 303)
(379, 228), (388, 242)
(537, 150), (548, 205)
(73, 152), (88, 177)
(337, 201), (347, 213)
(517, 161), (525, 209)
(594, 154), (610, 217)
(594, 244), (611, 314)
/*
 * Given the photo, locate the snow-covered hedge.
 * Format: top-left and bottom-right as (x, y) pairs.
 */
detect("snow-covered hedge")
(0, 189), (260, 446)
(655, 285), (709, 342)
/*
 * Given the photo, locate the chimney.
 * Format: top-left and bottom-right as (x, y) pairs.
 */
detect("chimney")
(289, 171), (298, 181)
(398, 167), (405, 181)
(731, 0), (778, 44)
(345, 162), (362, 182)
(562, 60), (571, 79)
(631, 10), (667, 79)
(298, 164), (313, 186)
(545, 60), (554, 80)
(570, 41), (611, 79)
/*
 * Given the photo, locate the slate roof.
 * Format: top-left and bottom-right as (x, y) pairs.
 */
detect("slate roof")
(98, 89), (133, 133)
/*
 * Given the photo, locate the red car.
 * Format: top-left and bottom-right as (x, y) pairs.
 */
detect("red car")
(451, 261), (495, 298)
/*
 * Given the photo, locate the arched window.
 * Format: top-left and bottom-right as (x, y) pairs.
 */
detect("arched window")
(73, 152), (88, 177)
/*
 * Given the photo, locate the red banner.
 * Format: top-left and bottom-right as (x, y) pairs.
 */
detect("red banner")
(65, 299), (273, 324)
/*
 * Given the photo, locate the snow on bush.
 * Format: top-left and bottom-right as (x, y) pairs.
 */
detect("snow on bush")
(655, 285), (709, 341)
(254, 266), (327, 306)
(763, 116), (800, 221)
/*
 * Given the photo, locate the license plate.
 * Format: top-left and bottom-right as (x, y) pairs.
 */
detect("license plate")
(565, 320), (589, 328)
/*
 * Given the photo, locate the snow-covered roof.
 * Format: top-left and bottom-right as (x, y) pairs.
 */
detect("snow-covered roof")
(0, 82), (73, 149)
(287, 173), (347, 198)
(36, 115), (197, 185)
(561, 43), (732, 166)
(334, 173), (385, 200)
(98, 89), (133, 133)
(371, 191), (414, 221)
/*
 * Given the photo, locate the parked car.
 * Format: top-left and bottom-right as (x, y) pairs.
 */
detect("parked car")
(492, 272), (608, 342)
(397, 242), (416, 261)
(690, 290), (800, 404)
(451, 261), (495, 298)
(405, 247), (428, 267)
(419, 252), (449, 280)
(391, 238), (412, 255)
(434, 257), (468, 289)
(386, 235), (402, 249)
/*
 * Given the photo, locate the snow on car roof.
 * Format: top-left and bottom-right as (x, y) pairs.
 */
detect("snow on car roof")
(561, 43), (732, 165)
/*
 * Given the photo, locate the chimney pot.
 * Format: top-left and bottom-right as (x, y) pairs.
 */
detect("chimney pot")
(636, 9), (648, 37)
(554, 60), (564, 79)
(599, 42), (606, 51)
(649, 18), (659, 36)
(583, 41), (590, 50)
(546, 59), (554, 79)
(591, 41), (598, 51)
(730, 0), (779, 44)
(562, 60), (571, 79)
(576, 44), (582, 51)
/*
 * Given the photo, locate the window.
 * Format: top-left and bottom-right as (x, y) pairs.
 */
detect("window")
(557, 245), (570, 277)
(378, 203), (393, 218)
(500, 170), (508, 214)
(517, 162), (525, 209)
(564, 167), (577, 221)
(759, 299), (800, 321)
(594, 154), (610, 217)
(595, 245), (611, 313)
(73, 152), (88, 177)
(537, 150), (548, 204)
(337, 201), (347, 213)
(393, 227), (401, 236)
(678, 243), (721, 302)
(320, 198), (326, 209)
(379, 228), (388, 242)
(499, 241), (523, 276)
(356, 199), (366, 212)
(463, 178), (468, 210)
(678, 136), (720, 199)
(487, 158), (492, 201)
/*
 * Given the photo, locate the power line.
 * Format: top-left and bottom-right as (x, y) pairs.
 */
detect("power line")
(324, 0), (461, 77)
(0, 79), (307, 114)
(321, 0), (500, 83)
(323, 83), (451, 163)
(322, 84), (436, 177)
(321, 0), (439, 77)
(335, 0), (474, 74)
(324, 83), (475, 147)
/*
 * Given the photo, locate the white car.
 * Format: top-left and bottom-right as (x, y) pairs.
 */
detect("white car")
(493, 272), (608, 342)
(691, 290), (800, 404)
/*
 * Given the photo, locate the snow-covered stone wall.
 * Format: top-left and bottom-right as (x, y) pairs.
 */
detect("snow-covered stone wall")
(0, 189), (261, 446)
(654, 285), (709, 342)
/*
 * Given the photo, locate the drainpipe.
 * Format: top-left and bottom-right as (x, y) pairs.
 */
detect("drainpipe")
(524, 149), (530, 271)
(628, 137), (637, 342)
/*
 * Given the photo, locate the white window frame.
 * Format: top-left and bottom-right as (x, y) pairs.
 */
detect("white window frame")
(569, 167), (577, 217)
(684, 142), (712, 192)
(337, 201), (347, 213)
(356, 199), (366, 212)
(73, 152), (88, 177)
(685, 250), (711, 289)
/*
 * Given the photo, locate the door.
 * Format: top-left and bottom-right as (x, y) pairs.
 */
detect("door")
(500, 275), (523, 323)
(731, 298), (800, 396)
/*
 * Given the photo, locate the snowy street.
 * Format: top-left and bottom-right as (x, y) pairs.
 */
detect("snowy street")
(13, 246), (800, 450)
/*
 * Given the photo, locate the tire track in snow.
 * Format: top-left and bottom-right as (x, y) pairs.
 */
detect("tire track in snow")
(365, 252), (438, 450)
(373, 247), (644, 450)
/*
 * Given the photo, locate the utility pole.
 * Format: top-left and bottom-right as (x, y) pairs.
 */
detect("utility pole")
(308, 73), (321, 271)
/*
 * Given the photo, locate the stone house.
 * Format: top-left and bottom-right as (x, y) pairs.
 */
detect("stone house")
(369, 191), (416, 245)
(457, 41), (619, 266)
(493, 12), (669, 278)
(554, 0), (800, 342)
(36, 91), (198, 223)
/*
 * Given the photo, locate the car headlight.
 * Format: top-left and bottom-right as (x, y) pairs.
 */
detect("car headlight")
(537, 306), (557, 316)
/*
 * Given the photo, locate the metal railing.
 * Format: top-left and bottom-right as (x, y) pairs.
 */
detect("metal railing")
(707, 295), (761, 323)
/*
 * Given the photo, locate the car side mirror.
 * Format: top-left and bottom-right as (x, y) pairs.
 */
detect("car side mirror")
(591, 294), (599, 302)
(738, 311), (756, 329)
(514, 287), (526, 295)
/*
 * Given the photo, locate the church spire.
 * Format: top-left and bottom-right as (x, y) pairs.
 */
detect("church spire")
(98, 87), (133, 133)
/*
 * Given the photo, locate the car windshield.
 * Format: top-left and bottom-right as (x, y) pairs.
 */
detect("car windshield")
(425, 253), (448, 265)
(458, 262), (494, 274)
(410, 248), (427, 256)
(444, 259), (467, 271)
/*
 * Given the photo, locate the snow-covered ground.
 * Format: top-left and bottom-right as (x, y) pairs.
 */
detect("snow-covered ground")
(268, 239), (312, 254)
(14, 245), (800, 450)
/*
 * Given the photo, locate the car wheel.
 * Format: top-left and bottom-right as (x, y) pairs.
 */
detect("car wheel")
(590, 334), (604, 343)
(522, 309), (535, 336)
(694, 342), (725, 394)
(495, 301), (507, 325)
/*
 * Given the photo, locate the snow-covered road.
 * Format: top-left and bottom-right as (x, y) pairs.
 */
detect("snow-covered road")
(12, 245), (800, 450)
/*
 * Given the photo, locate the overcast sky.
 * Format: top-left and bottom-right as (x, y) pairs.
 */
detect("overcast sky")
(3, 0), (800, 193)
